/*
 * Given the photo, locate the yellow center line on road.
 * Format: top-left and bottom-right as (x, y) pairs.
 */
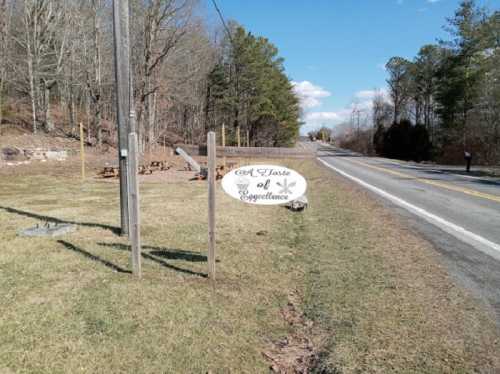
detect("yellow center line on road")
(348, 159), (500, 204)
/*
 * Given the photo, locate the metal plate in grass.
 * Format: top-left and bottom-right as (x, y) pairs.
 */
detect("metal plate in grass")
(18, 222), (77, 237)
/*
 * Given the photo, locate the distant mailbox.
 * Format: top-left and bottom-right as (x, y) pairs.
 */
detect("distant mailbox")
(222, 165), (307, 205)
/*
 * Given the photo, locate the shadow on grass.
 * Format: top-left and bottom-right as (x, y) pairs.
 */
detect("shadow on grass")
(58, 240), (131, 274)
(0, 205), (121, 235)
(98, 242), (208, 278)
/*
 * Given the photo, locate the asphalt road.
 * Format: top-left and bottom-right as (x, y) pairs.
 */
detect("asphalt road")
(309, 141), (500, 324)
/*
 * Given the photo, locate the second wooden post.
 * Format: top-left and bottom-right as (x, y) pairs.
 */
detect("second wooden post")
(128, 131), (141, 277)
(79, 122), (85, 180)
(207, 131), (216, 280)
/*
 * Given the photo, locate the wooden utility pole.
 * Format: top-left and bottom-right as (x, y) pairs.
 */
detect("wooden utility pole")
(112, 0), (131, 236)
(207, 131), (216, 280)
(79, 122), (85, 180)
(113, 0), (141, 276)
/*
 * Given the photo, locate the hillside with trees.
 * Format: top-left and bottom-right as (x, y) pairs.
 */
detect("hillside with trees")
(0, 0), (301, 149)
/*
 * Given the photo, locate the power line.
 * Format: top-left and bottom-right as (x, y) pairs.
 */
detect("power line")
(210, 0), (234, 46)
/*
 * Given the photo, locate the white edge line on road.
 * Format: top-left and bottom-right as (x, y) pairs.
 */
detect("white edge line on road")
(318, 157), (500, 259)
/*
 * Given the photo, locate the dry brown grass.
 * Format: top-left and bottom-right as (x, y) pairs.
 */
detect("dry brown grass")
(0, 159), (298, 373)
(290, 158), (500, 373)
(0, 157), (499, 373)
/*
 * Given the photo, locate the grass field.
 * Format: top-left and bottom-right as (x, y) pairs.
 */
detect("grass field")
(1, 158), (499, 373)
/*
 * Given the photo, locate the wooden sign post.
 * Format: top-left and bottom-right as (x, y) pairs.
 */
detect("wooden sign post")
(207, 131), (216, 280)
(79, 122), (85, 180)
(128, 130), (141, 277)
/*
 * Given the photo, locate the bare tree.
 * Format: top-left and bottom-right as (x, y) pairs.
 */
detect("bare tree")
(0, 0), (299, 150)
(79, 0), (106, 144)
(133, 0), (196, 149)
(11, 0), (68, 133)
(372, 89), (392, 129)
(0, 0), (13, 128)
(386, 56), (411, 124)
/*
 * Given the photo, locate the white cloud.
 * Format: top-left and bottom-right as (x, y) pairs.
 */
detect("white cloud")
(355, 88), (389, 101)
(355, 90), (378, 100)
(292, 81), (331, 109)
(304, 108), (352, 127)
(352, 89), (390, 115)
(293, 81), (393, 135)
(306, 112), (342, 121)
(301, 88), (391, 135)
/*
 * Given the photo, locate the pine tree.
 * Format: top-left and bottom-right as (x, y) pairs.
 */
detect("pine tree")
(206, 23), (300, 147)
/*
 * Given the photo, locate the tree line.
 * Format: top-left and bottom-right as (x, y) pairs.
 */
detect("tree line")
(340, 0), (499, 165)
(0, 0), (301, 149)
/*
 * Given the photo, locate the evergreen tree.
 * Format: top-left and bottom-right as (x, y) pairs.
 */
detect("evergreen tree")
(206, 24), (300, 147)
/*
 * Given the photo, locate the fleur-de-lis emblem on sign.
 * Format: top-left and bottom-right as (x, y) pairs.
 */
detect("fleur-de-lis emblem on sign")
(276, 178), (296, 194)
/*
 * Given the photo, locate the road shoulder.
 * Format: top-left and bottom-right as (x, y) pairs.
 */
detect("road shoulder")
(285, 158), (500, 372)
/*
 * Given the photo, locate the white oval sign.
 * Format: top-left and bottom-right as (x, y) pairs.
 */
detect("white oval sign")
(221, 165), (307, 205)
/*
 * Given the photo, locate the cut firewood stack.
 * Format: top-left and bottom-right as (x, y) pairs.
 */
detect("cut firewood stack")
(98, 160), (171, 178)
(100, 166), (120, 178)
(149, 160), (170, 172)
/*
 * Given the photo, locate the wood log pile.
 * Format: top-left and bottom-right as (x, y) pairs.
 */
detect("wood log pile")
(98, 160), (171, 178)
(98, 158), (238, 181)
(100, 166), (120, 178)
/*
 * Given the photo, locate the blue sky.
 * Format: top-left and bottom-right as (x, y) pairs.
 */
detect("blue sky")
(204, 0), (499, 133)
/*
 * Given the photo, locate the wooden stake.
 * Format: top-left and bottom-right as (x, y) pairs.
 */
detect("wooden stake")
(128, 131), (141, 278)
(221, 122), (226, 147)
(237, 126), (241, 148)
(207, 131), (216, 280)
(79, 122), (85, 180)
(222, 122), (226, 167)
